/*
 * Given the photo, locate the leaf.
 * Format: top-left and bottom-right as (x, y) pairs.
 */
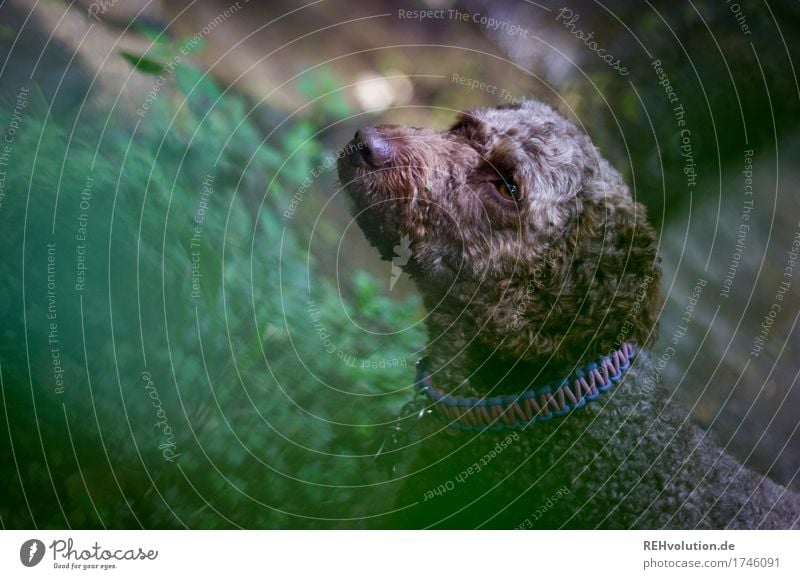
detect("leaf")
(119, 50), (164, 75)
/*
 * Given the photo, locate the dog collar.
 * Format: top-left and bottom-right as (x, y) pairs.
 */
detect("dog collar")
(414, 342), (638, 432)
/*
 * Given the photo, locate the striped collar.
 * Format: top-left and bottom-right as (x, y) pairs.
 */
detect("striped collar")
(414, 342), (638, 432)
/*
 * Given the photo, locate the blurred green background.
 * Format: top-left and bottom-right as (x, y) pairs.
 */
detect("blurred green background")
(1, 0), (799, 528)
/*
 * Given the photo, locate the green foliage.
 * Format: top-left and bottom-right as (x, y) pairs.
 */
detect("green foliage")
(120, 23), (206, 76)
(295, 67), (353, 121)
(119, 50), (165, 74)
(0, 59), (423, 528)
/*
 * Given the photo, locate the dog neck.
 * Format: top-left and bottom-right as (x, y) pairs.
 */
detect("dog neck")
(416, 342), (637, 431)
(421, 307), (601, 397)
(422, 338), (628, 395)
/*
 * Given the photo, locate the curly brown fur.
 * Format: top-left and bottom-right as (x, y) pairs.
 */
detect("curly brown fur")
(337, 100), (800, 528)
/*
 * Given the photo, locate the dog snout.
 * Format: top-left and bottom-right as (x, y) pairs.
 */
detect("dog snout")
(354, 126), (394, 167)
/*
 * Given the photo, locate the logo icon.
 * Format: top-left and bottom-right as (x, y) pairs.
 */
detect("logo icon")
(20, 539), (45, 567)
(390, 235), (412, 291)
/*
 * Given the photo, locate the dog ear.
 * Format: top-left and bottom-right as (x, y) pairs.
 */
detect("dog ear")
(568, 192), (662, 353)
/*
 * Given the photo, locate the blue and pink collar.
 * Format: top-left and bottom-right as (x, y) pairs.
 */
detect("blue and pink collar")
(414, 342), (638, 432)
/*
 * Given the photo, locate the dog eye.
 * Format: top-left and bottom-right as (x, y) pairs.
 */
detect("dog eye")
(495, 178), (519, 201)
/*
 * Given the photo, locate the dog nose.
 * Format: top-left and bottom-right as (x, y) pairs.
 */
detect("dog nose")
(354, 127), (393, 167)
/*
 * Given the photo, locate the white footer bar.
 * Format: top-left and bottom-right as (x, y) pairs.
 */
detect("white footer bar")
(1, 530), (798, 578)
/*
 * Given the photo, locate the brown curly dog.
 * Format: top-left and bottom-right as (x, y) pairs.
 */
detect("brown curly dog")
(337, 100), (800, 529)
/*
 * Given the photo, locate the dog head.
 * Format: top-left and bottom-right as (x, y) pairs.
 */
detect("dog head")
(337, 100), (661, 366)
